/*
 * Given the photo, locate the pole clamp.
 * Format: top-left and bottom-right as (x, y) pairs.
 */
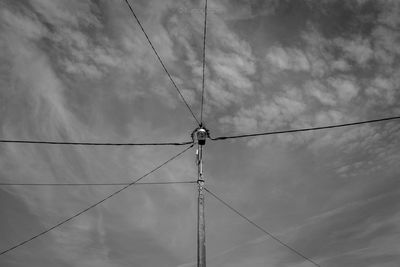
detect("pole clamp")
(191, 126), (210, 145)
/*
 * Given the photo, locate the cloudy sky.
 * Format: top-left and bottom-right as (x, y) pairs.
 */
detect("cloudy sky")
(1, 0), (400, 266)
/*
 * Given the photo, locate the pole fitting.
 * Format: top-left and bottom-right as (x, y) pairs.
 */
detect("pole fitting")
(197, 179), (205, 191)
(191, 126), (209, 146)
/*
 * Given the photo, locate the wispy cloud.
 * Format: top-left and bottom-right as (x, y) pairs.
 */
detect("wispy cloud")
(1, 1), (400, 266)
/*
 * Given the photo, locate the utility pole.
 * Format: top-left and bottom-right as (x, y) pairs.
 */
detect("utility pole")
(194, 127), (207, 267)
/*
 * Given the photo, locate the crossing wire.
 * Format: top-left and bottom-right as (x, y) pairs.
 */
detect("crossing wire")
(0, 144), (193, 256)
(205, 187), (321, 267)
(0, 181), (197, 186)
(123, 0), (200, 126)
(200, 0), (208, 124)
(0, 139), (193, 146)
(210, 115), (400, 141)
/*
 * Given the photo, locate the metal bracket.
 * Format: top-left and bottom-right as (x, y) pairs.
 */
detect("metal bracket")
(191, 126), (209, 146)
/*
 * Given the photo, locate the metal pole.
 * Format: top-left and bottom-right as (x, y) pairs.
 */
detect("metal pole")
(197, 143), (206, 267)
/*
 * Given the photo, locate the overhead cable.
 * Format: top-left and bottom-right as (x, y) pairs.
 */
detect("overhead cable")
(123, 0), (200, 126)
(0, 139), (193, 146)
(0, 144), (193, 256)
(0, 181), (197, 186)
(210, 115), (400, 141)
(204, 188), (321, 267)
(200, 0), (208, 124)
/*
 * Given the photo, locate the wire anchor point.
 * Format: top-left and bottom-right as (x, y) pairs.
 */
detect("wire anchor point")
(192, 126), (209, 146)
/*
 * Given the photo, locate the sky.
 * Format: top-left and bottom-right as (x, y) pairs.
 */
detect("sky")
(1, 0), (400, 266)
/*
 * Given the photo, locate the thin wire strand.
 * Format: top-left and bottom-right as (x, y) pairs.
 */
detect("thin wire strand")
(0, 144), (193, 256)
(204, 188), (321, 267)
(0, 181), (197, 186)
(200, 0), (208, 124)
(0, 139), (193, 146)
(210, 115), (400, 141)
(123, 0), (200, 126)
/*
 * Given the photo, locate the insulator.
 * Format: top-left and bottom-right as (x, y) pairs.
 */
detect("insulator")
(196, 128), (207, 145)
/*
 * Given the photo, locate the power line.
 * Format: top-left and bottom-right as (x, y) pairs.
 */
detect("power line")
(200, 0), (208, 124)
(0, 139), (193, 146)
(204, 188), (321, 267)
(123, 0), (200, 126)
(210, 115), (400, 141)
(0, 144), (193, 256)
(0, 181), (196, 186)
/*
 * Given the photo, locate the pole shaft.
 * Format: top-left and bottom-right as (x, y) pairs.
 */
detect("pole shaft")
(197, 144), (206, 267)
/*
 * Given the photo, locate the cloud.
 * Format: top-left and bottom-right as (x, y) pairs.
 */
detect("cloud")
(301, 28), (332, 77)
(0, 11), (79, 139)
(0, 7), (47, 40)
(28, 1), (122, 80)
(166, 0), (257, 114)
(219, 85), (307, 137)
(331, 59), (351, 72)
(327, 76), (359, 103)
(366, 76), (396, 104)
(266, 46), (310, 72)
(372, 26), (400, 65)
(0, 2), (198, 266)
(377, 0), (400, 28)
(29, 0), (100, 27)
(285, 189), (400, 266)
(205, 19), (256, 110)
(334, 37), (373, 66)
(2, 1), (400, 267)
(305, 80), (337, 106)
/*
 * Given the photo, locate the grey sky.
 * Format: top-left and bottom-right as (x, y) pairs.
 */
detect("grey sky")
(1, 0), (400, 266)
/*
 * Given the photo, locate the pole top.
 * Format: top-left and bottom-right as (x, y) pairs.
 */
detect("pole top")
(192, 127), (209, 146)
